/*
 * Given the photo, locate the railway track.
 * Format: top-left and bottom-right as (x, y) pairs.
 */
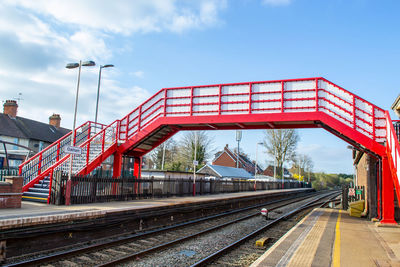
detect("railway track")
(5, 191), (336, 267)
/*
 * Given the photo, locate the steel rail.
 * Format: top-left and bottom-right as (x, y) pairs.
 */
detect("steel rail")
(4, 191), (318, 267)
(190, 191), (340, 267)
(93, 191), (336, 267)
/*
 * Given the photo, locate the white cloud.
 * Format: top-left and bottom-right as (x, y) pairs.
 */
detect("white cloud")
(132, 71), (145, 78)
(0, 0), (227, 128)
(262, 0), (292, 6)
(5, 0), (226, 34)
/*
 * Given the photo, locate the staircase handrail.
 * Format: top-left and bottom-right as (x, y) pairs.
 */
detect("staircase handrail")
(19, 121), (109, 172)
(51, 119), (120, 174)
(22, 120), (119, 192)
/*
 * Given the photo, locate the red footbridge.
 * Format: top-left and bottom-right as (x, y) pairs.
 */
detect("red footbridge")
(19, 77), (400, 224)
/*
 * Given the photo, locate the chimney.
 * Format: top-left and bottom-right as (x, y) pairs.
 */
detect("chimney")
(3, 100), (18, 118)
(49, 114), (61, 128)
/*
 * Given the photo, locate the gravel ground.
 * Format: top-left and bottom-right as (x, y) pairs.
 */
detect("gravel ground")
(119, 195), (321, 267)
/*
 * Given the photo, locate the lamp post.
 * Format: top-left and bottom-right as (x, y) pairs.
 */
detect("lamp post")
(236, 130), (242, 168)
(273, 147), (277, 179)
(95, 64), (114, 126)
(193, 131), (198, 196)
(65, 60), (95, 205)
(254, 142), (263, 190)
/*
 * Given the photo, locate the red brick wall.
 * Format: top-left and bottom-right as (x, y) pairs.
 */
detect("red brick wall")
(213, 152), (242, 168)
(0, 176), (22, 208)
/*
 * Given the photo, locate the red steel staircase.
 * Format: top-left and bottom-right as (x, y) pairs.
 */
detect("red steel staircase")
(18, 77), (400, 223)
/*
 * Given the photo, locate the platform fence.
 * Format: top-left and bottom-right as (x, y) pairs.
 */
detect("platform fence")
(0, 169), (19, 182)
(342, 185), (365, 210)
(49, 172), (310, 205)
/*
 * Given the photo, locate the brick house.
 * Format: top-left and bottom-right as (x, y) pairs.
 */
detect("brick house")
(263, 165), (292, 179)
(0, 100), (70, 169)
(212, 144), (263, 175)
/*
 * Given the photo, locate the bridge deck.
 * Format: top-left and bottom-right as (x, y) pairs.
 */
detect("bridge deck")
(251, 208), (400, 267)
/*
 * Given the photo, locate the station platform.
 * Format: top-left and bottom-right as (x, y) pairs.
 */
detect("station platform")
(0, 188), (312, 230)
(251, 208), (400, 267)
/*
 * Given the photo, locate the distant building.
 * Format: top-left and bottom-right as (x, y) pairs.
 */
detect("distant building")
(212, 144), (263, 175)
(391, 94), (400, 118)
(197, 164), (254, 180)
(263, 165), (292, 179)
(141, 169), (206, 180)
(0, 100), (70, 169)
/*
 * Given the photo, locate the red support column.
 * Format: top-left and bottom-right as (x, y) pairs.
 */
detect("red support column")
(133, 156), (142, 194)
(380, 156), (396, 224)
(113, 151), (123, 178)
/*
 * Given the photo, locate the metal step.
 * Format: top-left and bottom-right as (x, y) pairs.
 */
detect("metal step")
(23, 191), (48, 197)
(22, 195), (47, 203)
(29, 188), (50, 194)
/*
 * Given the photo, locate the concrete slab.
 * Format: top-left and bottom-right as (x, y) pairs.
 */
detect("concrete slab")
(251, 208), (400, 267)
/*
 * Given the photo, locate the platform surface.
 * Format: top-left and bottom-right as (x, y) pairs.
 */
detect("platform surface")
(251, 208), (400, 267)
(0, 188), (310, 230)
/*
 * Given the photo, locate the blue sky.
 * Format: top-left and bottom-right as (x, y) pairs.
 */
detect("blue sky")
(0, 0), (399, 174)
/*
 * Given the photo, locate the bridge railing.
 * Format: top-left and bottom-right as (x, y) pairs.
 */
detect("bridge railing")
(118, 77), (386, 144)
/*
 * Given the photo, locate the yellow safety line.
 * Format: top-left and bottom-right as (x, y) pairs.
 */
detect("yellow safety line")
(22, 196), (47, 200)
(332, 210), (342, 267)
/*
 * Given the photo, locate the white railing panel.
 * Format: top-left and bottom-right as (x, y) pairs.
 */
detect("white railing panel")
(252, 92), (281, 101)
(284, 90), (315, 100)
(193, 96), (218, 104)
(193, 86), (219, 96)
(319, 99), (353, 125)
(252, 82), (281, 93)
(221, 103), (248, 111)
(193, 104), (218, 113)
(222, 84), (249, 95)
(142, 91), (164, 111)
(222, 95), (248, 102)
(284, 100), (315, 109)
(167, 98), (190, 105)
(166, 106), (190, 114)
(319, 80), (353, 104)
(167, 88), (191, 98)
(355, 98), (373, 114)
(252, 101), (281, 110)
(285, 80), (315, 91)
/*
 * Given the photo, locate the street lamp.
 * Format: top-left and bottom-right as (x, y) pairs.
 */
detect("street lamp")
(193, 131), (198, 196)
(236, 130), (242, 168)
(65, 60), (95, 205)
(95, 64), (114, 126)
(254, 142), (263, 190)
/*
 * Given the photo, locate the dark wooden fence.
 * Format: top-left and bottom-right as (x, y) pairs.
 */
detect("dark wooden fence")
(49, 172), (310, 205)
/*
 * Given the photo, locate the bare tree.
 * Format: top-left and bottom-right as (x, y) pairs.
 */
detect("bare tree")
(263, 129), (299, 179)
(291, 153), (313, 181)
(177, 131), (213, 171)
(149, 138), (178, 170)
